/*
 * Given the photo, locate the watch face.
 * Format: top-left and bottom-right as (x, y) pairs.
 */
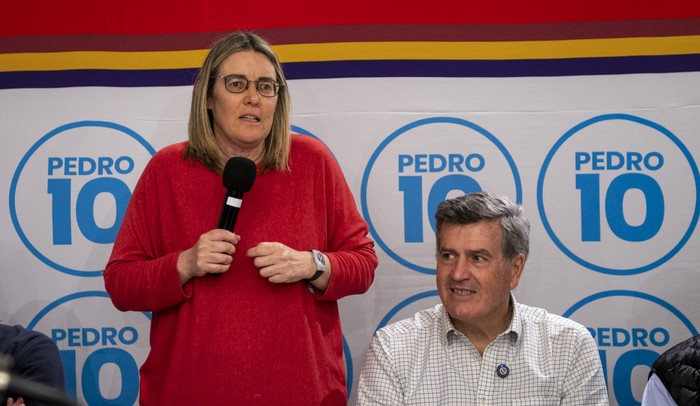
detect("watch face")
(315, 251), (326, 266)
(309, 250), (326, 281)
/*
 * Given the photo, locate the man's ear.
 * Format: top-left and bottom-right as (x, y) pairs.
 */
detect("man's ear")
(509, 253), (525, 289)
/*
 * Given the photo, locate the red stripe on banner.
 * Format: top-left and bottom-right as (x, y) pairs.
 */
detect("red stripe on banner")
(3, 0), (700, 36)
(258, 19), (700, 43)
(2, 19), (700, 53)
(0, 32), (228, 53)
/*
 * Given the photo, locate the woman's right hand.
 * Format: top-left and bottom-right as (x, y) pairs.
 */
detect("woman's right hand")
(176, 229), (240, 284)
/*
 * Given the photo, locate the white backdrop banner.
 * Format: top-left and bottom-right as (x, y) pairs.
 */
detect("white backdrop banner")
(1, 72), (699, 405)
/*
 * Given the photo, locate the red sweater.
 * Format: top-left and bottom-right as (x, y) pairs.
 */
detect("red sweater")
(104, 135), (377, 405)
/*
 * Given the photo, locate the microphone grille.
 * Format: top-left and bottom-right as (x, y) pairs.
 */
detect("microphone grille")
(222, 157), (257, 192)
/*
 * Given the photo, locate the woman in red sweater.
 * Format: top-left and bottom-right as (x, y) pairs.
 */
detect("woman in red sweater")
(104, 31), (378, 405)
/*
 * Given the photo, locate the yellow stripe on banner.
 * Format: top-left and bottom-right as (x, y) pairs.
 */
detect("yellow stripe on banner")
(274, 36), (700, 62)
(1, 36), (699, 72)
(0, 49), (209, 72)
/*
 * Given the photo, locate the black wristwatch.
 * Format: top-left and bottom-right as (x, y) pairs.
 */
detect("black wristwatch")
(309, 249), (326, 281)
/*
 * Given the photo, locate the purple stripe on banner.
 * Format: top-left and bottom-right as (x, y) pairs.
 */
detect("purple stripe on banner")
(282, 55), (700, 79)
(1, 55), (699, 89)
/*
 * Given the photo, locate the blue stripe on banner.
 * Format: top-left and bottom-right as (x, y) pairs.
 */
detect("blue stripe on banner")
(1, 54), (699, 89)
(283, 54), (700, 79)
(0, 69), (200, 89)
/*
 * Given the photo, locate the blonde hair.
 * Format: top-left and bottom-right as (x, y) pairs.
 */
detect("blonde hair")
(185, 31), (291, 173)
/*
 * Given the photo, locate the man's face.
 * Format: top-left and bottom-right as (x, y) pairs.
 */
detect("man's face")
(436, 221), (524, 334)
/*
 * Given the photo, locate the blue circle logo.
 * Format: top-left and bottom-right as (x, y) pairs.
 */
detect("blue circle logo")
(28, 291), (151, 405)
(538, 114), (699, 275)
(10, 121), (155, 276)
(564, 290), (697, 405)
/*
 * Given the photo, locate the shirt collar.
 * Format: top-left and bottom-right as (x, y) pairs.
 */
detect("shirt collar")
(504, 293), (521, 343)
(440, 293), (521, 345)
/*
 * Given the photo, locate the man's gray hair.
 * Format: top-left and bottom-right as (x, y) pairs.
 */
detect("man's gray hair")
(435, 191), (530, 260)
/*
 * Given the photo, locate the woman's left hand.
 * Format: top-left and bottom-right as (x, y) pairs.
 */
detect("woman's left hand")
(246, 242), (316, 283)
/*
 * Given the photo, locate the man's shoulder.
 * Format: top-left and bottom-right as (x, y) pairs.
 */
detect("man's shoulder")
(0, 323), (57, 357)
(0, 323), (22, 351)
(517, 302), (590, 337)
(376, 304), (444, 341)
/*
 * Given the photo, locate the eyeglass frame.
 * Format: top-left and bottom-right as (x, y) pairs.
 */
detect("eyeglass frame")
(211, 74), (284, 97)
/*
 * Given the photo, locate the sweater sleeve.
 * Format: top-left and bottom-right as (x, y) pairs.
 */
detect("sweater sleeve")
(103, 152), (191, 312)
(311, 139), (378, 301)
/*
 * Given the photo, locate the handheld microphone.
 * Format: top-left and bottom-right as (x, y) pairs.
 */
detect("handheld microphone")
(217, 157), (257, 231)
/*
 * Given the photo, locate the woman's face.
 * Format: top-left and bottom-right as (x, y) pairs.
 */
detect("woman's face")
(207, 50), (278, 161)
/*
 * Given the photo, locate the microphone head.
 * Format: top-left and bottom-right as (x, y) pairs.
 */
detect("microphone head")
(222, 157), (257, 192)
